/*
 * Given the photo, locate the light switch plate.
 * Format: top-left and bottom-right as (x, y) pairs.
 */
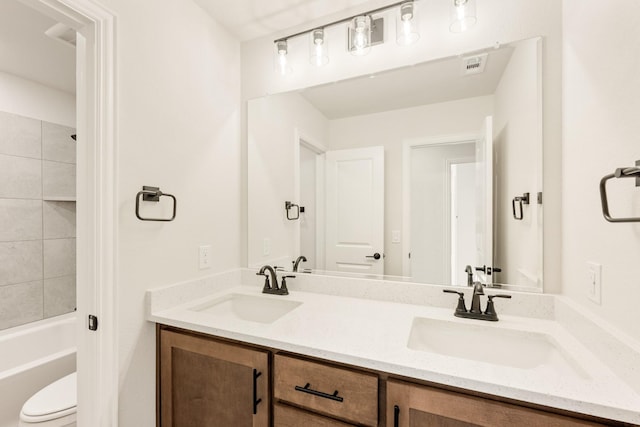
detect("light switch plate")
(586, 262), (602, 305)
(199, 245), (212, 270)
(392, 230), (401, 244)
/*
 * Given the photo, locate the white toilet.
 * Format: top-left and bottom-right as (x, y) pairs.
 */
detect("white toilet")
(19, 372), (77, 427)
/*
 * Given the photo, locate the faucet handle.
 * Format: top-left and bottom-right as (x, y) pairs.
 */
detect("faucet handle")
(280, 275), (295, 294)
(443, 289), (468, 314)
(487, 294), (512, 300)
(256, 272), (271, 291)
(485, 294), (512, 317)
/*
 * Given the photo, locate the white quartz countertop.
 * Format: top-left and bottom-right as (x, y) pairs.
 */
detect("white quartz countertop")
(148, 284), (640, 424)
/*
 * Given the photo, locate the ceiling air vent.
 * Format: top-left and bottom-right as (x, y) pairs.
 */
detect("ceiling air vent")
(461, 53), (488, 75)
(45, 23), (77, 48)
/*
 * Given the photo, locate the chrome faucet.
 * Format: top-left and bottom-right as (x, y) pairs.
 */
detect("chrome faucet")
(256, 265), (294, 295)
(292, 255), (307, 272)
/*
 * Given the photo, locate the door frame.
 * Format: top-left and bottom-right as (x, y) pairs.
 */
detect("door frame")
(293, 128), (326, 270)
(402, 133), (478, 278)
(18, 0), (118, 425)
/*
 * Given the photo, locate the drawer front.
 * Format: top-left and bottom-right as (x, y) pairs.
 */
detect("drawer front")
(274, 403), (355, 427)
(274, 354), (378, 427)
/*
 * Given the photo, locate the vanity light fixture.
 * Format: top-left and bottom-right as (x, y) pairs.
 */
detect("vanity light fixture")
(349, 16), (372, 56)
(274, 40), (292, 75)
(450, 0), (477, 33)
(273, 0), (421, 74)
(309, 28), (329, 66)
(396, 1), (420, 46)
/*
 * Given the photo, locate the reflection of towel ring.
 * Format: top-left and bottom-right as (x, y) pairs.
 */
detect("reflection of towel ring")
(512, 192), (530, 220)
(600, 162), (640, 223)
(285, 201), (300, 220)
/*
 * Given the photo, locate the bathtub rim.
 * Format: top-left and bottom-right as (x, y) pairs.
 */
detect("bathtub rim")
(0, 312), (77, 381)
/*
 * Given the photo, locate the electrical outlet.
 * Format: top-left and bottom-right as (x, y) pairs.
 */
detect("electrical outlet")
(586, 262), (602, 305)
(199, 245), (212, 270)
(392, 230), (401, 244)
(263, 238), (271, 256)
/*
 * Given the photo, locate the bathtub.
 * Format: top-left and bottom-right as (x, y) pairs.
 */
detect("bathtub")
(0, 313), (76, 427)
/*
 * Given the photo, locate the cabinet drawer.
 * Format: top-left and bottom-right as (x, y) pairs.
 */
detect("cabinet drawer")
(274, 354), (378, 427)
(274, 403), (355, 427)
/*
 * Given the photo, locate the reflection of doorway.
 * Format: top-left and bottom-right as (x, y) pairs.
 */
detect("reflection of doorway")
(409, 142), (476, 284)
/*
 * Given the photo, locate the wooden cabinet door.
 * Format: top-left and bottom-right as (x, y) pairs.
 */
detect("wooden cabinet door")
(159, 329), (269, 427)
(386, 380), (603, 427)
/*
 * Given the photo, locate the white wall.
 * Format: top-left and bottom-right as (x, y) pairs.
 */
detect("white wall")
(493, 38), (542, 288)
(562, 0), (640, 342)
(248, 92), (328, 269)
(241, 0), (563, 293)
(0, 71), (75, 126)
(91, 0), (242, 425)
(329, 96), (493, 275)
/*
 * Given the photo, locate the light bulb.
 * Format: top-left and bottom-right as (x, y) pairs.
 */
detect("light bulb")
(396, 1), (420, 46)
(450, 0), (477, 33)
(349, 16), (371, 56)
(274, 40), (292, 75)
(309, 28), (329, 67)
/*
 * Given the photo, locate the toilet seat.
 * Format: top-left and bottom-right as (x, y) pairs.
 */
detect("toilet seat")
(20, 372), (77, 426)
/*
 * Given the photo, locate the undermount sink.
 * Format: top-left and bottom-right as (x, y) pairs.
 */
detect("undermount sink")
(408, 317), (589, 379)
(191, 293), (302, 324)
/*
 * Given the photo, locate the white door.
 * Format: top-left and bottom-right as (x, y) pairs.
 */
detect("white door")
(475, 116), (493, 284)
(325, 147), (384, 274)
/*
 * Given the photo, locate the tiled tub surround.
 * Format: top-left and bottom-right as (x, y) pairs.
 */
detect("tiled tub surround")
(147, 269), (640, 424)
(0, 111), (76, 330)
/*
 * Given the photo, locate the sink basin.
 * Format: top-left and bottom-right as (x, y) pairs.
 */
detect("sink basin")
(408, 317), (588, 378)
(191, 293), (302, 324)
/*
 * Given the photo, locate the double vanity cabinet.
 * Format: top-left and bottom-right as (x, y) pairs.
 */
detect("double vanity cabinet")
(157, 325), (614, 427)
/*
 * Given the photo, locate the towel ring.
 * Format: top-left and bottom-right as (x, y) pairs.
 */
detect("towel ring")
(135, 186), (177, 222)
(599, 163), (640, 223)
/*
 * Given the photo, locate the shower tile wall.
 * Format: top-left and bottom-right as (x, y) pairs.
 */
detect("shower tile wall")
(0, 111), (76, 330)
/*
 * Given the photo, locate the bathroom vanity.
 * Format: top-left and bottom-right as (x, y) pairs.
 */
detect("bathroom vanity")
(148, 270), (640, 426)
(158, 325), (613, 426)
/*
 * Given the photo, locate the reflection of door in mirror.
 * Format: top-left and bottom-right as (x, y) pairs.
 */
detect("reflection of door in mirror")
(325, 147), (384, 275)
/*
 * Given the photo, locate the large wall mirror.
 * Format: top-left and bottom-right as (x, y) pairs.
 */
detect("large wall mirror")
(248, 36), (543, 291)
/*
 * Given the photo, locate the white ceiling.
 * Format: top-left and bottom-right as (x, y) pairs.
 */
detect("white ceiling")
(0, 0), (76, 94)
(299, 46), (514, 119)
(194, 0), (380, 41)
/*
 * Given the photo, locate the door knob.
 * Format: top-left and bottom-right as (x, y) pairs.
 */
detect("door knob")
(366, 253), (382, 260)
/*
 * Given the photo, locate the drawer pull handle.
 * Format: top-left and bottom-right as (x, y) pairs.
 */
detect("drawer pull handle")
(294, 383), (344, 402)
(253, 369), (262, 415)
